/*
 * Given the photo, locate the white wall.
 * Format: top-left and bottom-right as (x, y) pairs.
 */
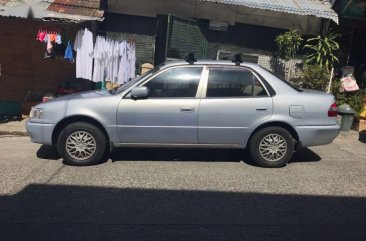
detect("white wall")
(108, 0), (322, 35)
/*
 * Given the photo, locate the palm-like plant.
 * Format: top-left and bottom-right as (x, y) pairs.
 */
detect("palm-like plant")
(275, 28), (303, 61)
(304, 31), (340, 70)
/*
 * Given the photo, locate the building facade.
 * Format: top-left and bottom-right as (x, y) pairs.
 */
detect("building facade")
(0, 0), (339, 116)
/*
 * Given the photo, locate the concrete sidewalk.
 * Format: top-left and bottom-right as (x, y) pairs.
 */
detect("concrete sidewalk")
(0, 118), (28, 136)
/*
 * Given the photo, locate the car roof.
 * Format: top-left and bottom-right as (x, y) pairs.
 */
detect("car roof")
(162, 60), (260, 69)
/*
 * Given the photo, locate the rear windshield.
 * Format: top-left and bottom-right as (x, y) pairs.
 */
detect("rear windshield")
(262, 68), (303, 92)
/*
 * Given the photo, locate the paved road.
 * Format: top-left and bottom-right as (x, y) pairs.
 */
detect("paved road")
(0, 133), (365, 241)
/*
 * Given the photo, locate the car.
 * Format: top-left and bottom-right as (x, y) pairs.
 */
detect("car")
(26, 57), (340, 167)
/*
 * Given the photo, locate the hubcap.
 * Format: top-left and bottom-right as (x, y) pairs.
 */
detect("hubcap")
(259, 134), (287, 162)
(66, 131), (96, 161)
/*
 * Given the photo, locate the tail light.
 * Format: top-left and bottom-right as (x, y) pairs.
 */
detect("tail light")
(328, 103), (338, 117)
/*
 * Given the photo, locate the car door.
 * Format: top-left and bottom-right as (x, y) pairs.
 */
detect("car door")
(198, 66), (273, 146)
(117, 66), (204, 144)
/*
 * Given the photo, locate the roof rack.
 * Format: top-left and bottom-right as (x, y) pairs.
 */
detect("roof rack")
(232, 53), (243, 66)
(184, 53), (197, 64)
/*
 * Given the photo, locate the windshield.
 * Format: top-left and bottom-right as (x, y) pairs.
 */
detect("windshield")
(112, 63), (165, 94)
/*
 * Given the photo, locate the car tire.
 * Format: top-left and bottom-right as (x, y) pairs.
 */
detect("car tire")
(249, 127), (294, 168)
(57, 122), (107, 166)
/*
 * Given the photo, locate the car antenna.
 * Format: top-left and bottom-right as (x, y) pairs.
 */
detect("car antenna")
(185, 53), (196, 64)
(232, 53), (243, 66)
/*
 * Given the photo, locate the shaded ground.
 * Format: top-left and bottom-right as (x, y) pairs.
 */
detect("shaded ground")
(0, 134), (365, 241)
(1, 185), (365, 241)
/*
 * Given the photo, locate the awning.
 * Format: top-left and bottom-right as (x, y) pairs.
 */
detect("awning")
(0, 0), (104, 21)
(199, 0), (339, 24)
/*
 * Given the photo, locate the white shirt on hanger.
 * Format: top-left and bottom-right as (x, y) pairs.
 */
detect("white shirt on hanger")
(74, 28), (94, 80)
(105, 39), (114, 82)
(112, 40), (119, 83)
(92, 36), (106, 83)
(117, 41), (128, 85)
(127, 43), (136, 79)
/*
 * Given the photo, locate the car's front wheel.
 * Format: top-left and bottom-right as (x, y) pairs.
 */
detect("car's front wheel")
(249, 127), (294, 168)
(57, 122), (107, 166)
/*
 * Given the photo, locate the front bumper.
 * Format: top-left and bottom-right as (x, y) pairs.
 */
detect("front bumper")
(25, 120), (54, 145)
(296, 124), (340, 147)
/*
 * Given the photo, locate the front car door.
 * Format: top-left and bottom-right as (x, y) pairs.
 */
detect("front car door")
(198, 66), (273, 146)
(117, 66), (204, 145)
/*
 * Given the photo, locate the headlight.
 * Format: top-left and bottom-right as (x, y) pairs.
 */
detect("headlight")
(30, 108), (43, 119)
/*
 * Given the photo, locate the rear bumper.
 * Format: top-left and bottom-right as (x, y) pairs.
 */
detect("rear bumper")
(296, 125), (340, 147)
(25, 120), (54, 145)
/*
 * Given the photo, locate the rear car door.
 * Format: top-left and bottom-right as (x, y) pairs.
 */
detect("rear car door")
(117, 66), (204, 144)
(198, 66), (273, 146)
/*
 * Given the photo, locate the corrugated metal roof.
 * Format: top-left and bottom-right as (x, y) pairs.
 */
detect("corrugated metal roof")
(46, 1), (103, 19)
(47, 4), (103, 18)
(0, 0), (32, 18)
(0, 0), (104, 21)
(200, 0), (339, 23)
(45, 0), (103, 20)
(51, 0), (100, 9)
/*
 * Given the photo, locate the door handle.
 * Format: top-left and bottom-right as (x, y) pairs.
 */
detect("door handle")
(180, 107), (195, 112)
(256, 108), (268, 111)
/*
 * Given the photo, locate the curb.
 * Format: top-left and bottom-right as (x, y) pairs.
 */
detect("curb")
(0, 131), (29, 137)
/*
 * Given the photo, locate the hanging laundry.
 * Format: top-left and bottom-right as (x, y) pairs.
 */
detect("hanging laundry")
(70, 31), (138, 84)
(64, 41), (74, 62)
(43, 34), (48, 43)
(49, 33), (57, 42)
(112, 40), (119, 83)
(37, 31), (46, 42)
(127, 42), (136, 79)
(117, 41), (128, 85)
(44, 34), (56, 59)
(105, 38), (113, 83)
(74, 28), (94, 80)
(92, 36), (106, 83)
(47, 36), (53, 53)
(56, 34), (62, 44)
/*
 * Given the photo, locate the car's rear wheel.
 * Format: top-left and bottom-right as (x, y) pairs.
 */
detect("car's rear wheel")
(57, 122), (107, 166)
(249, 127), (294, 168)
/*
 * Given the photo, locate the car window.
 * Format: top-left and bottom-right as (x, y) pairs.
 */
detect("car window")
(115, 63), (165, 94)
(143, 67), (203, 98)
(206, 67), (268, 98)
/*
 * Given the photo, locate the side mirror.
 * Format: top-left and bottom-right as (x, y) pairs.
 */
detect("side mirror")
(130, 86), (148, 100)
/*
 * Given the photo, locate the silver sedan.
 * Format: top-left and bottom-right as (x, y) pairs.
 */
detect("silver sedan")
(26, 60), (340, 167)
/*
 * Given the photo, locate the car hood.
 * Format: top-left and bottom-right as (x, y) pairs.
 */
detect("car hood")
(48, 90), (111, 102)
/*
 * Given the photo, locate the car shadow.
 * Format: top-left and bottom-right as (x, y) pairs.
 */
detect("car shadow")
(110, 147), (251, 163)
(110, 147), (321, 166)
(36, 145), (322, 166)
(36, 145), (60, 160)
(290, 147), (322, 163)
(36, 144), (110, 166)
(0, 184), (365, 241)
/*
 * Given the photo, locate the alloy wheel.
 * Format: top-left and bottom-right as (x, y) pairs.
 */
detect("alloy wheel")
(259, 134), (288, 162)
(65, 131), (97, 161)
